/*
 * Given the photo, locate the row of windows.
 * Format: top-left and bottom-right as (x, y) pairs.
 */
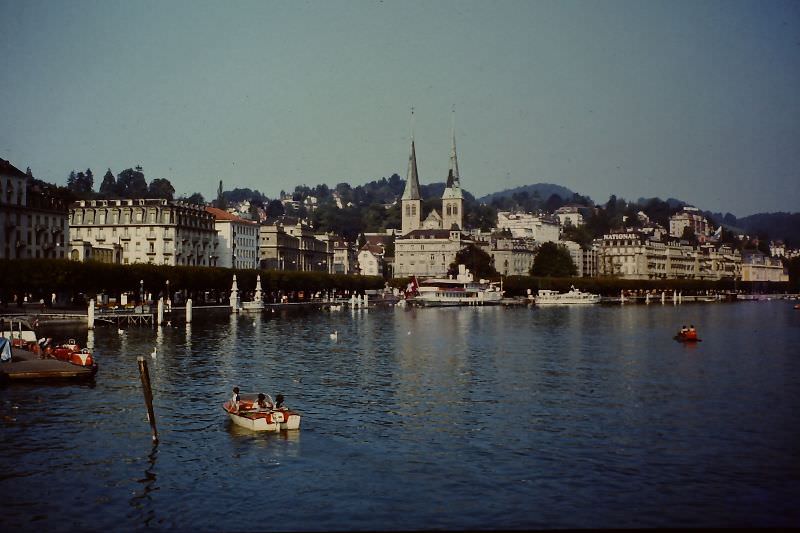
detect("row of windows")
(72, 208), (213, 229)
(1, 177), (25, 206)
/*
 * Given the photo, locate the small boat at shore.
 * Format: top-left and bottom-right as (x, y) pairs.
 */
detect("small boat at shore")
(1, 340), (98, 382)
(0, 320), (98, 382)
(222, 393), (301, 432)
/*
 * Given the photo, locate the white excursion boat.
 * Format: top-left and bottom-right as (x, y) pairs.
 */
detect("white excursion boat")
(535, 286), (600, 305)
(413, 265), (504, 307)
(222, 393), (301, 432)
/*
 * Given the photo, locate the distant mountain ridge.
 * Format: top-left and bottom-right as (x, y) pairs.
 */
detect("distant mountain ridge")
(478, 185), (798, 245)
(478, 183), (576, 205)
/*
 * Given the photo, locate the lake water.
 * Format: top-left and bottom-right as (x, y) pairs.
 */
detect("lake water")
(2, 301), (799, 530)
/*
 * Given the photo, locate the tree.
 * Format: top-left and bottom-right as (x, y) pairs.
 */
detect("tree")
(681, 226), (698, 244)
(531, 242), (577, 277)
(266, 199), (285, 218)
(562, 224), (594, 250)
(66, 169), (94, 196)
(447, 244), (497, 279)
(67, 170), (78, 191)
(182, 192), (206, 205)
(216, 180), (226, 209)
(99, 168), (117, 197)
(84, 168), (94, 192)
(117, 166), (148, 198)
(544, 193), (565, 213)
(148, 178), (175, 200)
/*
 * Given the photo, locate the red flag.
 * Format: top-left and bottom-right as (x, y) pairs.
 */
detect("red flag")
(405, 276), (419, 297)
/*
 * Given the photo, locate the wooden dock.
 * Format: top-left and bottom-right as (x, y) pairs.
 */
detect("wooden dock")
(0, 348), (97, 382)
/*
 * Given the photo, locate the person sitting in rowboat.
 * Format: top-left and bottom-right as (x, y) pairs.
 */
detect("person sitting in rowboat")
(275, 394), (285, 409)
(251, 393), (273, 412)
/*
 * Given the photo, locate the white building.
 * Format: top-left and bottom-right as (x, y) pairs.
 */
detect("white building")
(741, 251), (789, 282)
(358, 243), (385, 276)
(69, 199), (219, 266)
(597, 231), (741, 280)
(395, 229), (469, 278)
(206, 207), (259, 269)
(669, 206), (710, 240)
(485, 237), (537, 276)
(258, 217), (332, 272)
(496, 211), (560, 242)
(769, 240), (786, 258)
(560, 240), (585, 277)
(331, 237), (358, 274)
(554, 205), (584, 229)
(1, 159), (68, 260)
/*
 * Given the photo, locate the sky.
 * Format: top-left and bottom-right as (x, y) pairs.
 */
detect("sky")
(1, 0), (798, 217)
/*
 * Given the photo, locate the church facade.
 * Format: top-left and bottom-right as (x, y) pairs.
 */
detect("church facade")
(394, 124), (471, 278)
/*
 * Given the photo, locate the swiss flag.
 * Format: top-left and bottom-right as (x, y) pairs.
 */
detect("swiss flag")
(405, 276), (419, 297)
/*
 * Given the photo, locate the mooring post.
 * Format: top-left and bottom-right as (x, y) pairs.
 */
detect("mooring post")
(137, 356), (159, 443)
(87, 298), (95, 330)
(157, 297), (164, 326)
(186, 298), (193, 324)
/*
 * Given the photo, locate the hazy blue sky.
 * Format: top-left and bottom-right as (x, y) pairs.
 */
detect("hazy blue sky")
(1, 0), (798, 216)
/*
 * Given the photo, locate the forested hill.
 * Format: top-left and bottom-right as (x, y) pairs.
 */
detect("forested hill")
(478, 183), (576, 205)
(708, 212), (800, 246)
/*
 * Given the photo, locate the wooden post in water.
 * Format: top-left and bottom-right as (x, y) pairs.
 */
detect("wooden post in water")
(137, 356), (159, 443)
(87, 298), (95, 330)
(186, 298), (192, 324)
(157, 297), (164, 326)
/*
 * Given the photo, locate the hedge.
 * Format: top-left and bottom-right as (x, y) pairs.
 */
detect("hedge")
(0, 259), (384, 302)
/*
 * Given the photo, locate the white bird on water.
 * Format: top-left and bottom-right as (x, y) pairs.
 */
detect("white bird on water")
(330, 330), (338, 341)
(151, 347), (157, 359)
(117, 328), (124, 335)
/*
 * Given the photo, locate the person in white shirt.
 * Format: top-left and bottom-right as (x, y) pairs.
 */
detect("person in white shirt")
(231, 387), (241, 412)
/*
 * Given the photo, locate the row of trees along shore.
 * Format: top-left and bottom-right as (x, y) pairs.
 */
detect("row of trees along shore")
(1, 260), (792, 307)
(0, 260), (384, 305)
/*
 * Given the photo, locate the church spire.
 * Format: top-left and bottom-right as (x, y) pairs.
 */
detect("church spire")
(448, 106), (460, 189)
(402, 107), (421, 201)
(442, 106), (463, 200)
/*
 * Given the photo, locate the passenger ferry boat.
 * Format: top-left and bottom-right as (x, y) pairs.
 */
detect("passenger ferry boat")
(535, 286), (600, 305)
(413, 265), (504, 307)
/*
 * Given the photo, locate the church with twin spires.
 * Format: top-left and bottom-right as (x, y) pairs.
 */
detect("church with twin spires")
(400, 125), (464, 235)
(394, 120), (472, 278)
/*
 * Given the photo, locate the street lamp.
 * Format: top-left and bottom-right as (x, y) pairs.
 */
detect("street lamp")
(140, 279), (144, 305)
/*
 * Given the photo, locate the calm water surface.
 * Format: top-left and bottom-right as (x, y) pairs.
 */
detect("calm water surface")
(2, 302), (799, 530)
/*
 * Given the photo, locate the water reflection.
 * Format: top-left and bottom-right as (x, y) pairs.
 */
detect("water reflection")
(86, 329), (95, 352)
(128, 444), (159, 527)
